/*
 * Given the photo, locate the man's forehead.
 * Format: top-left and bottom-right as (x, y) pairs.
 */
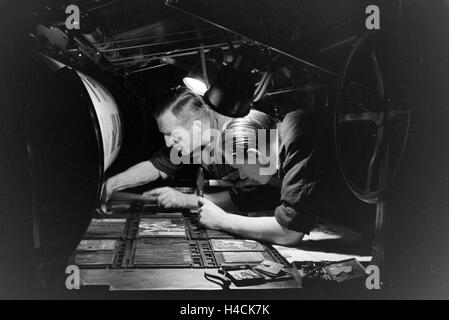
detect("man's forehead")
(157, 111), (183, 132)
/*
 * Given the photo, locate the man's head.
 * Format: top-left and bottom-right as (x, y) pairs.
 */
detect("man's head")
(222, 109), (279, 184)
(153, 88), (210, 156)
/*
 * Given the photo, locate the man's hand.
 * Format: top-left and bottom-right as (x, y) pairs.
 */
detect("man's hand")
(142, 187), (198, 209)
(197, 197), (228, 230)
(104, 178), (117, 202)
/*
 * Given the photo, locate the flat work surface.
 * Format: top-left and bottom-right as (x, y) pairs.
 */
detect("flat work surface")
(77, 205), (301, 292)
(80, 268), (301, 291)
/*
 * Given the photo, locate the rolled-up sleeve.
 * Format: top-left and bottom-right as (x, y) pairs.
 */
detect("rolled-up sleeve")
(274, 111), (325, 234)
(275, 202), (316, 235)
(274, 148), (319, 234)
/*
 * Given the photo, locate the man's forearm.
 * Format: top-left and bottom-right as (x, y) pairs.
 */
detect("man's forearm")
(109, 161), (164, 192)
(219, 214), (303, 246)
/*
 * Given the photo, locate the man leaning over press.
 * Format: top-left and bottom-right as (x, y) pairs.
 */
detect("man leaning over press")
(105, 87), (258, 210)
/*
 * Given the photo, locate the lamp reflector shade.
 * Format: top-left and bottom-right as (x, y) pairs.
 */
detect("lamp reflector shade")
(183, 76), (208, 96)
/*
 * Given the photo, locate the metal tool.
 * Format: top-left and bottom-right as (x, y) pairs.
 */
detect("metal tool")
(204, 269), (231, 289)
(206, 180), (234, 188)
(196, 167), (205, 197)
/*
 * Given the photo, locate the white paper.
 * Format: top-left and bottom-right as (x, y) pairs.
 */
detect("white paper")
(273, 245), (372, 264)
(273, 220), (372, 263)
(77, 71), (122, 170)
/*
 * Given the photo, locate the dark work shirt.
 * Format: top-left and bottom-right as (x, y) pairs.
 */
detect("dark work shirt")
(227, 109), (345, 233)
(274, 109), (338, 234)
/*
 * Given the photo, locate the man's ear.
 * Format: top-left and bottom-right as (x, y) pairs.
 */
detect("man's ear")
(247, 148), (269, 165)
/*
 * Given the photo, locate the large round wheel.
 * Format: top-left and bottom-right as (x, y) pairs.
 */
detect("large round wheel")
(335, 32), (411, 204)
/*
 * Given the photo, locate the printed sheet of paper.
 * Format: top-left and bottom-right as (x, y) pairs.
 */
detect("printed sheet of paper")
(76, 252), (115, 266)
(139, 218), (186, 237)
(211, 239), (265, 252)
(77, 240), (117, 251)
(221, 252), (266, 263)
(134, 241), (191, 265)
(86, 219), (126, 236)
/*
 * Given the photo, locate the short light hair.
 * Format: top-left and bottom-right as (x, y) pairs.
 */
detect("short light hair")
(222, 109), (277, 161)
(153, 87), (207, 124)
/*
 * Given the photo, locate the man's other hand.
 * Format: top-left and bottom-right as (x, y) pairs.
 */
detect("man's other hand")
(104, 178), (117, 202)
(197, 197), (227, 230)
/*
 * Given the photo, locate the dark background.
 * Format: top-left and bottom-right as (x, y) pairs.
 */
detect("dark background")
(0, 0), (448, 299)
